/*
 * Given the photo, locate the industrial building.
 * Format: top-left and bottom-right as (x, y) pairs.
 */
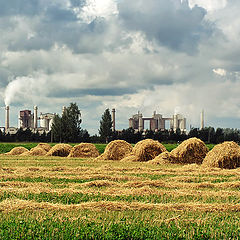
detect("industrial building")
(129, 111), (187, 132)
(3, 105), (55, 134)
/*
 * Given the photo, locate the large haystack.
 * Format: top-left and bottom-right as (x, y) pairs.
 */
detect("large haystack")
(46, 144), (72, 157)
(95, 140), (133, 161)
(5, 147), (29, 156)
(21, 147), (47, 156)
(121, 139), (166, 162)
(202, 141), (240, 169)
(68, 143), (99, 158)
(36, 143), (52, 152)
(148, 151), (174, 165)
(170, 138), (208, 164)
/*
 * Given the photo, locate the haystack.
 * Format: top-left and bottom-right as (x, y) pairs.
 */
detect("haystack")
(95, 140), (133, 161)
(148, 151), (174, 165)
(36, 143), (52, 152)
(121, 139), (166, 162)
(46, 144), (72, 157)
(6, 147), (29, 156)
(21, 147), (47, 156)
(68, 143), (99, 158)
(170, 138), (208, 164)
(202, 141), (240, 169)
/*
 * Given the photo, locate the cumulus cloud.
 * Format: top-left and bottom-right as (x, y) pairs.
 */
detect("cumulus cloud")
(0, 0), (240, 132)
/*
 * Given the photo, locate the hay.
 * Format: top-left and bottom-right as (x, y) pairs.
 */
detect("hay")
(36, 143), (52, 152)
(46, 144), (72, 157)
(21, 147), (47, 156)
(148, 151), (174, 165)
(170, 138), (208, 164)
(202, 141), (240, 169)
(95, 140), (133, 161)
(68, 143), (99, 158)
(6, 147), (29, 156)
(121, 139), (166, 162)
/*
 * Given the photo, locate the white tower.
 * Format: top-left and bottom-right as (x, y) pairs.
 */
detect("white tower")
(5, 106), (9, 131)
(34, 106), (38, 129)
(200, 110), (204, 130)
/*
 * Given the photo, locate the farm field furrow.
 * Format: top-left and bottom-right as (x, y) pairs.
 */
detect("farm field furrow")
(0, 153), (240, 239)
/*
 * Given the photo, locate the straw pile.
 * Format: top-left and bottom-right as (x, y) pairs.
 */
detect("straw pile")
(148, 151), (174, 165)
(5, 147), (29, 156)
(68, 143), (99, 158)
(170, 138), (208, 164)
(46, 144), (72, 157)
(202, 141), (240, 169)
(36, 143), (52, 152)
(121, 139), (166, 162)
(21, 147), (47, 156)
(95, 140), (133, 161)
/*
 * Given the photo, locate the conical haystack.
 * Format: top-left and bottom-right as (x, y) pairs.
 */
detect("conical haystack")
(36, 143), (52, 152)
(68, 143), (99, 158)
(148, 151), (174, 165)
(21, 147), (47, 156)
(6, 147), (29, 156)
(121, 139), (166, 162)
(170, 138), (208, 164)
(95, 140), (133, 161)
(202, 141), (240, 169)
(46, 144), (72, 157)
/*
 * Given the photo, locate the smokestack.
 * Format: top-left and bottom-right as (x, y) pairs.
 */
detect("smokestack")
(62, 106), (66, 115)
(34, 106), (38, 129)
(112, 108), (116, 132)
(5, 105), (9, 131)
(200, 110), (204, 130)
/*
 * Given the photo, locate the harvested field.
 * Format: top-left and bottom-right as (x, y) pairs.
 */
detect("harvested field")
(5, 146), (29, 156)
(96, 140), (132, 161)
(68, 143), (99, 158)
(0, 143), (240, 239)
(36, 143), (52, 152)
(121, 139), (166, 162)
(203, 141), (240, 169)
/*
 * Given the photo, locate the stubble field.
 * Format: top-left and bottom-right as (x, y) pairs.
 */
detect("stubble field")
(0, 143), (240, 239)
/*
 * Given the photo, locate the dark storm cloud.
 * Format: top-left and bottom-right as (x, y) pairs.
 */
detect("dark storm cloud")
(118, 0), (212, 53)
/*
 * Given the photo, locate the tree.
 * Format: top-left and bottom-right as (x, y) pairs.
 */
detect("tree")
(99, 109), (112, 143)
(51, 103), (82, 143)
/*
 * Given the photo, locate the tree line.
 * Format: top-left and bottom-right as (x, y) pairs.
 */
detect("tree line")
(1, 104), (240, 144)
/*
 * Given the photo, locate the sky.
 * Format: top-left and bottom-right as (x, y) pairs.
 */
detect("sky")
(0, 0), (240, 134)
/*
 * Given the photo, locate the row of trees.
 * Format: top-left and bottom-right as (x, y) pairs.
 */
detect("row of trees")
(1, 104), (240, 144)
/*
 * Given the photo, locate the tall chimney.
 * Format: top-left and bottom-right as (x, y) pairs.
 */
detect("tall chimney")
(34, 106), (38, 129)
(5, 105), (9, 131)
(200, 110), (204, 130)
(112, 108), (116, 132)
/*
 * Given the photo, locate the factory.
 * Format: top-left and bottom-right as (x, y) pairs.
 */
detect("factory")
(129, 111), (187, 133)
(3, 105), (55, 134)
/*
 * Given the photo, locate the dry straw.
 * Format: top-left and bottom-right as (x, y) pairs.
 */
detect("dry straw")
(121, 139), (166, 162)
(21, 147), (47, 156)
(202, 141), (240, 169)
(5, 147), (29, 156)
(170, 137), (208, 164)
(68, 143), (99, 158)
(148, 151), (173, 165)
(36, 143), (52, 152)
(95, 140), (133, 161)
(46, 144), (72, 157)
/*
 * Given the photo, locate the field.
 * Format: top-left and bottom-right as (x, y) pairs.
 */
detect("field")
(0, 143), (240, 239)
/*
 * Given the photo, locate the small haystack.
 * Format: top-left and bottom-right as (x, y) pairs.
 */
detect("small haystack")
(21, 147), (47, 156)
(121, 139), (166, 162)
(46, 144), (72, 157)
(36, 143), (52, 152)
(202, 141), (240, 169)
(68, 143), (99, 158)
(6, 147), (29, 156)
(95, 140), (133, 161)
(148, 151), (174, 165)
(170, 137), (208, 164)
